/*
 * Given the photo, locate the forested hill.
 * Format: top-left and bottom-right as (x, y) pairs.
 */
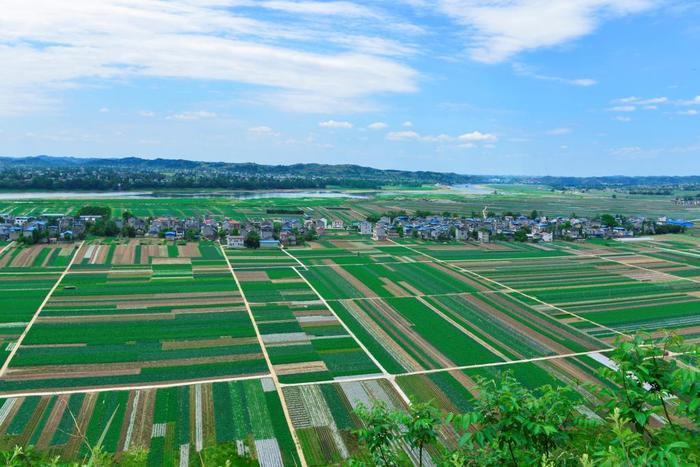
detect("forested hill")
(0, 156), (699, 191)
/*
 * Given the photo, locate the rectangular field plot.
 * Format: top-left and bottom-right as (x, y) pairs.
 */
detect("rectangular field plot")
(0, 242), (268, 393)
(301, 261), (490, 301)
(70, 239), (224, 268)
(283, 378), (413, 466)
(237, 267), (319, 303)
(225, 249), (298, 268)
(0, 244), (78, 272)
(0, 271), (63, 367)
(329, 297), (507, 374)
(395, 352), (610, 414)
(463, 251), (700, 340)
(406, 240), (572, 261)
(0, 378), (299, 466)
(236, 266), (382, 384)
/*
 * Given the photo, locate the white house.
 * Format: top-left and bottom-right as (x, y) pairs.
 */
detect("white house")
(226, 235), (245, 248)
(359, 221), (373, 235)
(372, 225), (387, 241)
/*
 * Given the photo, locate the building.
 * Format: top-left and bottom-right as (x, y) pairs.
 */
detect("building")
(260, 239), (280, 248)
(478, 231), (490, 243)
(331, 219), (344, 230)
(359, 221), (373, 235)
(372, 225), (387, 241)
(226, 235), (245, 248)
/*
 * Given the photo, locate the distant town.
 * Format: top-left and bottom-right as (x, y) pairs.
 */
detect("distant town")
(1, 205), (693, 247)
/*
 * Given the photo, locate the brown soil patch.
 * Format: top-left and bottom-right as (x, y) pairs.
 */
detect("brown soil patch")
(426, 262), (492, 292)
(5, 353), (264, 381)
(63, 393), (98, 458)
(36, 394), (69, 449)
(397, 281), (423, 296)
(271, 278), (304, 284)
(152, 257), (191, 265)
(328, 265), (377, 298)
(111, 240), (139, 265)
(161, 336), (259, 350)
(178, 243), (201, 258)
(50, 291), (238, 302)
(237, 270), (270, 282)
(275, 361), (328, 375)
(380, 277), (411, 297)
(10, 247), (42, 268)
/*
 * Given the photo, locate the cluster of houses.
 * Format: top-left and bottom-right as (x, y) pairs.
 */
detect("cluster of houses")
(367, 213), (694, 242)
(0, 211), (693, 245)
(674, 196), (700, 207)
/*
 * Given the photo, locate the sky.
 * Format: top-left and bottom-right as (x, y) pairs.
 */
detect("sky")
(1, 0), (699, 176)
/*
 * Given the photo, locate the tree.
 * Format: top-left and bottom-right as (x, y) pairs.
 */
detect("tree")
(244, 231), (260, 249)
(448, 374), (582, 466)
(349, 335), (700, 467)
(403, 401), (439, 467)
(184, 228), (199, 241)
(601, 214), (618, 228)
(354, 401), (404, 466)
(514, 228), (529, 242)
(530, 210), (538, 220)
(120, 225), (136, 238)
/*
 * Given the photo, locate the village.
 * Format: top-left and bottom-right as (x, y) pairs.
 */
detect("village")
(0, 207), (692, 246)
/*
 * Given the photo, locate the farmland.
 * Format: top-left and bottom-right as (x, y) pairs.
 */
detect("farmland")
(0, 189), (699, 464)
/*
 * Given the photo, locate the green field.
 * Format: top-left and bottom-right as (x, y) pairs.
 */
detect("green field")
(0, 188), (699, 465)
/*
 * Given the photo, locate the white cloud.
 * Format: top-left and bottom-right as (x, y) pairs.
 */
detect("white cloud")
(368, 121), (388, 130)
(608, 105), (636, 112)
(258, 1), (382, 19)
(513, 64), (596, 87)
(0, 0), (419, 114)
(615, 116), (632, 122)
(438, 0), (659, 63)
(139, 111), (156, 118)
(248, 125), (280, 136)
(387, 130), (421, 141)
(387, 129), (496, 144)
(678, 96), (700, 106)
(677, 109), (698, 116)
(547, 127), (572, 135)
(458, 131), (497, 142)
(99, 107), (110, 113)
(614, 96), (668, 105)
(402, 121), (414, 127)
(167, 111), (217, 121)
(319, 120), (354, 129)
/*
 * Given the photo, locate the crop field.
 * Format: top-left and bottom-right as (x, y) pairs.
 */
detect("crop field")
(226, 250), (383, 385)
(1, 225), (699, 464)
(0, 240), (269, 393)
(0, 378), (299, 466)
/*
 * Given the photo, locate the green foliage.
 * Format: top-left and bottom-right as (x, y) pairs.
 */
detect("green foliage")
(448, 374), (582, 466)
(350, 335), (700, 466)
(403, 401), (440, 467)
(200, 442), (257, 466)
(244, 231), (260, 249)
(353, 401), (405, 466)
(600, 214), (618, 228)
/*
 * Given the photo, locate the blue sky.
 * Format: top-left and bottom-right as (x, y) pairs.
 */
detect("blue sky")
(1, 1), (699, 176)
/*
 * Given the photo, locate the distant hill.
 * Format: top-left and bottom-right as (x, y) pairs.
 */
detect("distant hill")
(0, 156), (699, 191)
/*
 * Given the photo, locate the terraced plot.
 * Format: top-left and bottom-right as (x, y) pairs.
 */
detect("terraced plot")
(230, 261), (381, 384)
(283, 378), (411, 465)
(0, 241), (268, 393)
(0, 378), (299, 466)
